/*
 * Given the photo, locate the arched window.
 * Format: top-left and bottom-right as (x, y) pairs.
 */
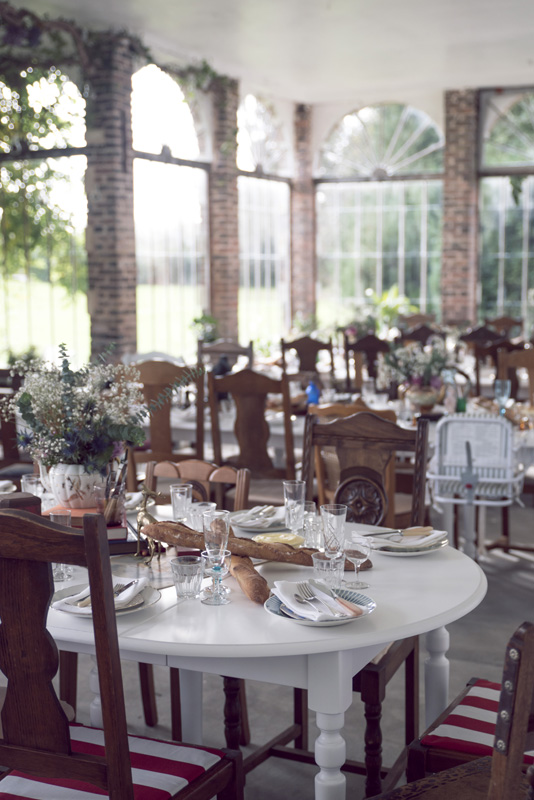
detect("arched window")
(0, 66), (89, 363)
(237, 95), (291, 343)
(132, 65), (209, 359)
(479, 90), (534, 329)
(315, 103), (443, 327)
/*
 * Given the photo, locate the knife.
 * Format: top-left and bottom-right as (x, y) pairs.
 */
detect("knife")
(360, 526), (434, 537)
(309, 579), (362, 617)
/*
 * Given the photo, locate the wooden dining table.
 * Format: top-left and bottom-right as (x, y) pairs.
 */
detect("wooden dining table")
(49, 520), (487, 800)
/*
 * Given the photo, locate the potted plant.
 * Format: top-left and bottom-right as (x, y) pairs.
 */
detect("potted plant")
(378, 338), (453, 411)
(1, 345), (146, 508)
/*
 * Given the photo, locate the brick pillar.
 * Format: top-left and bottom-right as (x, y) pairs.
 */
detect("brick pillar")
(291, 104), (315, 324)
(85, 36), (137, 360)
(442, 90), (479, 326)
(209, 78), (239, 339)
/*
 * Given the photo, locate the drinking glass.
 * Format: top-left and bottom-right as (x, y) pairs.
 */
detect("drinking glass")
(170, 483), (193, 522)
(302, 500), (323, 548)
(21, 475), (45, 497)
(343, 533), (371, 589)
(203, 509), (230, 556)
(201, 549), (231, 606)
(49, 509), (73, 582)
(187, 501), (217, 532)
(494, 379), (511, 416)
(283, 480), (306, 535)
(320, 503), (347, 558)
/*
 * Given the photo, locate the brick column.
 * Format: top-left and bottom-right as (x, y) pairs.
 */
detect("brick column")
(85, 36), (137, 359)
(291, 104), (315, 323)
(441, 90), (479, 326)
(209, 78), (239, 339)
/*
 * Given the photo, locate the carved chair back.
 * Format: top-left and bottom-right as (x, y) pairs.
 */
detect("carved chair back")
(498, 346), (534, 406)
(399, 323), (446, 346)
(280, 335), (334, 380)
(208, 369), (296, 480)
(344, 333), (390, 392)
(397, 313), (436, 329)
(197, 339), (253, 370)
(302, 411), (428, 528)
(485, 315), (523, 338)
(0, 510), (135, 797)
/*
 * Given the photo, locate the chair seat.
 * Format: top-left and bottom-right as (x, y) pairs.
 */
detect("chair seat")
(0, 723), (225, 798)
(421, 679), (534, 763)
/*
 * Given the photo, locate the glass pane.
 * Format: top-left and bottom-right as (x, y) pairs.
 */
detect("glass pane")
(134, 160), (208, 359)
(237, 95), (290, 176)
(482, 92), (534, 168)
(238, 176), (290, 344)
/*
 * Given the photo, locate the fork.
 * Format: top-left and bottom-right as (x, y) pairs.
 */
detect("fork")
(296, 582), (343, 617)
(77, 582), (125, 608)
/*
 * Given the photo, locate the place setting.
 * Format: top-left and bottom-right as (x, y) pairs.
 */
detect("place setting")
(359, 525), (449, 556)
(51, 577), (161, 617)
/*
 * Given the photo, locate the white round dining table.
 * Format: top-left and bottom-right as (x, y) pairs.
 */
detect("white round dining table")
(49, 538), (487, 800)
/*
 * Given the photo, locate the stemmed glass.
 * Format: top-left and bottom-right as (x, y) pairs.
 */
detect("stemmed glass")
(320, 503), (347, 558)
(201, 510), (231, 606)
(494, 379), (511, 416)
(343, 533), (371, 589)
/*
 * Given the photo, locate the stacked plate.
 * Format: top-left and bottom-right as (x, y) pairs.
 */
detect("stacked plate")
(367, 530), (448, 557)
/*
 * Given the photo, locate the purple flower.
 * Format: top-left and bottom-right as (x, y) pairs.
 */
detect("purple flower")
(430, 376), (442, 389)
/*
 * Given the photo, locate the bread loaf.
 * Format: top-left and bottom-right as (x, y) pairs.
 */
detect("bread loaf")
(229, 555), (270, 604)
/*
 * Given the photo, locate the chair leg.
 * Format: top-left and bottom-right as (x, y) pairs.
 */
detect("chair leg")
(238, 679), (251, 746)
(59, 650), (78, 713)
(223, 676), (242, 750)
(405, 638), (419, 745)
(138, 662), (158, 727)
(363, 699), (383, 798)
(501, 505), (510, 550)
(293, 688), (308, 749)
(170, 666), (182, 741)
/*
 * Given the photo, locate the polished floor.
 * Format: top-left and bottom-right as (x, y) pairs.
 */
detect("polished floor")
(70, 501), (534, 799)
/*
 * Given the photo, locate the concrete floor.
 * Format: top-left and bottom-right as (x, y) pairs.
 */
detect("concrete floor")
(69, 501), (534, 799)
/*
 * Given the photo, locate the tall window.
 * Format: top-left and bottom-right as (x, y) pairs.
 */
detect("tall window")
(0, 68), (89, 364)
(479, 90), (534, 331)
(132, 65), (209, 360)
(237, 95), (291, 344)
(315, 103), (443, 327)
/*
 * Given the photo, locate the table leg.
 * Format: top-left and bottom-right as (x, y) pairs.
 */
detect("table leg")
(314, 711), (347, 800)
(179, 669), (203, 744)
(424, 626), (450, 728)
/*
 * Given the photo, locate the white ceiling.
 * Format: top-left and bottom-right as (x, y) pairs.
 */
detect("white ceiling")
(8, 0), (534, 107)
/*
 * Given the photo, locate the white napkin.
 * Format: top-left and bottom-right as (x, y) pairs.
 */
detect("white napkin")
(232, 506), (279, 529)
(271, 580), (340, 621)
(370, 530), (447, 550)
(124, 492), (144, 510)
(0, 481), (15, 493)
(52, 577), (149, 616)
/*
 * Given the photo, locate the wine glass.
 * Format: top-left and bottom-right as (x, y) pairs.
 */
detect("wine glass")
(494, 379), (511, 416)
(202, 509), (230, 555)
(343, 533), (371, 589)
(320, 503), (347, 558)
(201, 549), (231, 606)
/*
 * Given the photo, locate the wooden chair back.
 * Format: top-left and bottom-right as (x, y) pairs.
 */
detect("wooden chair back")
(197, 339), (253, 369)
(127, 360), (204, 491)
(308, 401), (397, 511)
(459, 324), (504, 348)
(344, 333), (390, 392)
(474, 338), (521, 397)
(398, 313), (436, 329)
(498, 346), (534, 406)
(485, 315), (523, 337)
(280, 335), (334, 379)
(302, 411), (428, 528)
(145, 459), (250, 511)
(208, 369), (296, 480)
(400, 324), (446, 346)
(0, 510), (135, 798)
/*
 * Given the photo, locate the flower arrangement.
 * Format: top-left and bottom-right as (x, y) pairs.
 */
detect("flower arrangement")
(378, 337), (452, 389)
(1, 345), (146, 473)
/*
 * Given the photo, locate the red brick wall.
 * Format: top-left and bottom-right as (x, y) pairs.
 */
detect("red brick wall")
(85, 36), (137, 360)
(209, 78), (239, 339)
(291, 103), (316, 325)
(442, 89), (479, 326)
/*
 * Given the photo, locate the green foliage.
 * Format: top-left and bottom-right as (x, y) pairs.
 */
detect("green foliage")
(191, 311), (218, 342)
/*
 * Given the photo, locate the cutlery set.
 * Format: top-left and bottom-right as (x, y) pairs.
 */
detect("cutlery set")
(77, 579), (138, 608)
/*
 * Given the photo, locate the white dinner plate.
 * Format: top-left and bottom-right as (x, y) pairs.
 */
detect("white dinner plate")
(373, 539), (449, 557)
(52, 583), (161, 617)
(264, 588), (376, 627)
(230, 507), (288, 533)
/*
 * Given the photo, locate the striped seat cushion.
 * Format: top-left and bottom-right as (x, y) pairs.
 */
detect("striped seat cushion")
(0, 723), (225, 799)
(421, 678), (534, 763)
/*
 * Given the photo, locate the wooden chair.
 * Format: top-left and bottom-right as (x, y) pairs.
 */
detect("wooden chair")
(280, 335), (335, 386)
(472, 338), (524, 398)
(459, 324), (504, 348)
(127, 360), (204, 492)
(344, 333), (390, 392)
(485, 314), (523, 337)
(498, 345), (534, 406)
(0, 508), (243, 800)
(0, 371), (34, 487)
(380, 621), (534, 800)
(399, 324), (446, 346)
(298, 411), (429, 796)
(197, 339), (253, 369)
(398, 313), (436, 329)
(208, 369), (296, 506)
(140, 459), (251, 743)
(307, 400), (419, 530)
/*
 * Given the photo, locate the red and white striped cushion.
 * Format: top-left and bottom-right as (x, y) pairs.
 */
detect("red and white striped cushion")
(0, 724), (225, 799)
(422, 678), (534, 763)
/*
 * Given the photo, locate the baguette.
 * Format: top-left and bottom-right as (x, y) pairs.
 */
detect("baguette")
(229, 555), (270, 604)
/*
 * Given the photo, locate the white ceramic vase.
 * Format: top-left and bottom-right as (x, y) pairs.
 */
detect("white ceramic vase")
(45, 463), (106, 509)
